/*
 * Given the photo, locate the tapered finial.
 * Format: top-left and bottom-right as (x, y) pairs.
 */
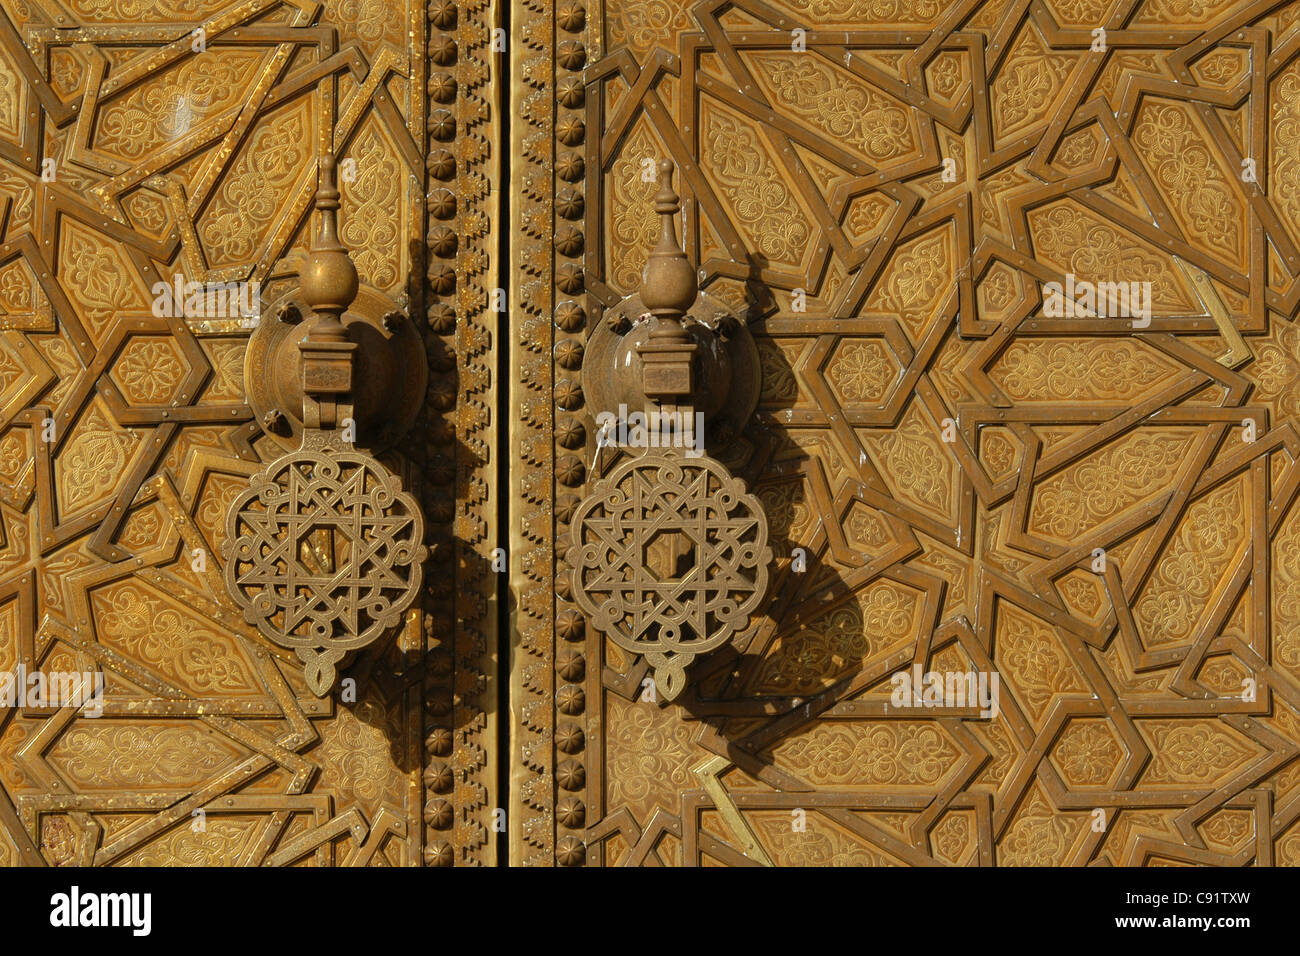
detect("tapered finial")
(654, 158), (681, 217)
(640, 160), (696, 339)
(314, 156), (343, 248)
(300, 155), (358, 340)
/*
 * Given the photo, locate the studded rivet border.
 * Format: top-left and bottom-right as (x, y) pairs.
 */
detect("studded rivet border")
(421, 0), (499, 867)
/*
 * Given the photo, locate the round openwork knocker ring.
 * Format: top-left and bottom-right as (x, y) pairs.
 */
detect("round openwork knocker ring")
(568, 448), (772, 700)
(222, 445), (427, 695)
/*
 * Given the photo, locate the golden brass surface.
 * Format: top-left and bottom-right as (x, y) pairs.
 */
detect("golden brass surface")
(11, 0), (1300, 870)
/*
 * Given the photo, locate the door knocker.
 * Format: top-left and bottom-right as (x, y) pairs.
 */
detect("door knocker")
(569, 161), (772, 700)
(222, 156), (428, 696)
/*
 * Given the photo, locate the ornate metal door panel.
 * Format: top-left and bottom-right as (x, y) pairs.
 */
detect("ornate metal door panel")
(0, 0), (499, 865)
(510, 0), (1300, 865)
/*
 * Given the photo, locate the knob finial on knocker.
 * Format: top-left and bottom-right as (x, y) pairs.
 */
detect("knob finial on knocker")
(637, 160), (699, 403)
(243, 155), (426, 450)
(641, 160), (696, 341)
(299, 155), (359, 342)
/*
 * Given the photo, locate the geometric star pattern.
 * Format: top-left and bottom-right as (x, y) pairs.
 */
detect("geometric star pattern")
(0, 0), (498, 867)
(7, 0), (1300, 869)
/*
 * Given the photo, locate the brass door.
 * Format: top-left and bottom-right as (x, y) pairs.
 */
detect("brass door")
(0, 0), (499, 865)
(5, 0), (1300, 870)
(509, 0), (1300, 866)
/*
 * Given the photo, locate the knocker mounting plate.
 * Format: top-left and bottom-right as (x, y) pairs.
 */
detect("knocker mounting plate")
(584, 291), (760, 449)
(245, 285), (426, 453)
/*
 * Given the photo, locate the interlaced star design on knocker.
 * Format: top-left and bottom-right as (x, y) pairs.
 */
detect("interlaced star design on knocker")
(569, 448), (772, 699)
(223, 443), (427, 695)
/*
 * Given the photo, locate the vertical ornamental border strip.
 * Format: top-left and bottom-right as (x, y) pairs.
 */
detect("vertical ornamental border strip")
(509, 0), (561, 865)
(424, 0), (501, 866)
(550, 0), (595, 868)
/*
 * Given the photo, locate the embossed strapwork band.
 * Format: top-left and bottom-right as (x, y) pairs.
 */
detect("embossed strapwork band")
(223, 156), (428, 695)
(534, 0), (1300, 869)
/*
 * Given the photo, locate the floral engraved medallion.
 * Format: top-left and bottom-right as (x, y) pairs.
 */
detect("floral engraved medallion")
(569, 448), (772, 699)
